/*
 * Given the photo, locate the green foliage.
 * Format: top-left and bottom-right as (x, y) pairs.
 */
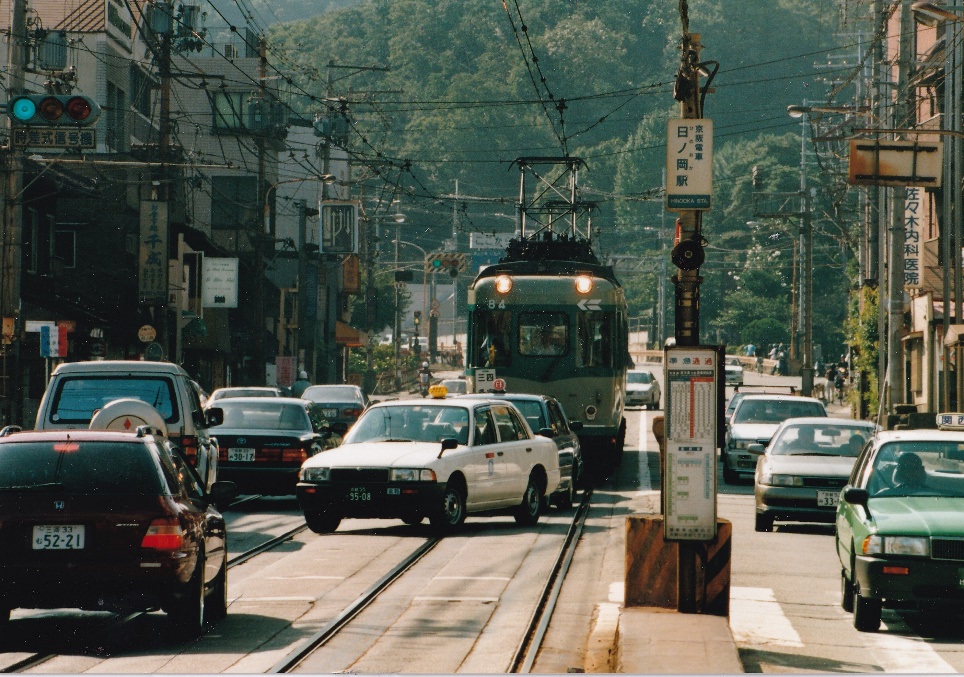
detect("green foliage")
(848, 285), (880, 417)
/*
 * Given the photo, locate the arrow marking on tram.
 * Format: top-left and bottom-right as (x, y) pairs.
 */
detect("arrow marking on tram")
(577, 298), (602, 311)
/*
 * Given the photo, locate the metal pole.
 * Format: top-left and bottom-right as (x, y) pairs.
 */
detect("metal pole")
(393, 221), (401, 391)
(798, 110), (814, 396)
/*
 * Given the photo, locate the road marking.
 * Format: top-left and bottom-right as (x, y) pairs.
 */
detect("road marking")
(268, 575), (344, 580)
(231, 596), (317, 602)
(433, 576), (511, 581)
(869, 623), (956, 673)
(413, 596), (499, 603)
(729, 586), (803, 647)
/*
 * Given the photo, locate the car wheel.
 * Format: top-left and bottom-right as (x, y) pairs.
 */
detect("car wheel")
(853, 583), (882, 632)
(754, 512), (773, 532)
(555, 479), (575, 510)
(401, 514), (424, 526)
(514, 474), (543, 526)
(205, 550), (228, 624)
(167, 552), (206, 639)
(430, 480), (466, 534)
(304, 510), (341, 534)
(841, 567), (854, 613)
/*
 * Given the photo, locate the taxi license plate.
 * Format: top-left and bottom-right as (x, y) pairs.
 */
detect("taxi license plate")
(33, 525), (85, 550)
(348, 487), (371, 501)
(228, 447), (255, 462)
(322, 408), (338, 419)
(737, 459), (755, 469)
(816, 490), (839, 507)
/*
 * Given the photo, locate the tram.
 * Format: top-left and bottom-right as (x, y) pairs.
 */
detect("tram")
(466, 234), (629, 475)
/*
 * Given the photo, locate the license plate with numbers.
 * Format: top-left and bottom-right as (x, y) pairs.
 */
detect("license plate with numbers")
(322, 408), (338, 419)
(816, 490), (839, 507)
(348, 487), (371, 501)
(228, 447), (255, 462)
(33, 525), (85, 550)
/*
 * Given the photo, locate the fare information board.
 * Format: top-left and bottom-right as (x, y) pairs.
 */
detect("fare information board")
(663, 346), (719, 540)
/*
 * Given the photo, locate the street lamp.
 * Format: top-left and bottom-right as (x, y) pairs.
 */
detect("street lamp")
(390, 211), (407, 390)
(786, 104), (816, 396)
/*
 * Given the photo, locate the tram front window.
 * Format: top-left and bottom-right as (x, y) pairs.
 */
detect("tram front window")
(519, 312), (568, 356)
(474, 309), (512, 367)
(577, 311), (612, 368)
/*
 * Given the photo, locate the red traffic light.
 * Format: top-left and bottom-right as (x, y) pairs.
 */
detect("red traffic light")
(8, 94), (101, 126)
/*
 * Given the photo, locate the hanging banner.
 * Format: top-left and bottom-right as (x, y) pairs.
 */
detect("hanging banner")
(904, 187), (922, 290)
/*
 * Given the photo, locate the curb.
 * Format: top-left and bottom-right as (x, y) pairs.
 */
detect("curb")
(583, 602), (620, 673)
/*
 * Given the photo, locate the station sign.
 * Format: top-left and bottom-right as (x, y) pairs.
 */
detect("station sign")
(474, 368), (496, 393)
(663, 345), (720, 540)
(666, 118), (713, 211)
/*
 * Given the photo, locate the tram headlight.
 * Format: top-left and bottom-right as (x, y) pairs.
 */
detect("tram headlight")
(495, 275), (513, 294)
(575, 275), (593, 294)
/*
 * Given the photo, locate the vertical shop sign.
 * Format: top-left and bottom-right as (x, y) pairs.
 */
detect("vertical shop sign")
(139, 201), (169, 303)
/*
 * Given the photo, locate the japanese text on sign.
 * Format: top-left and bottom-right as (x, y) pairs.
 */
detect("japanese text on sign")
(12, 127), (96, 149)
(666, 118), (713, 211)
(138, 201), (169, 304)
(904, 186), (922, 290)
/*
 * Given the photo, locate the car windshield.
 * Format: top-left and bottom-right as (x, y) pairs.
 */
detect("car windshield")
(49, 376), (178, 424)
(303, 386), (360, 402)
(769, 423), (874, 457)
(442, 380), (467, 394)
(733, 399), (825, 424)
(346, 405), (470, 444)
(628, 372), (653, 385)
(868, 441), (964, 498)
(212, 401), (310, 431)
(0, 441), (163, 494)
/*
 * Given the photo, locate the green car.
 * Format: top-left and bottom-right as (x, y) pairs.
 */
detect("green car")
(836, 427), (964, 632)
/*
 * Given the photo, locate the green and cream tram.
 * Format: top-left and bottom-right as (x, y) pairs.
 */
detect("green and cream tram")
(467, 244), (629, 475)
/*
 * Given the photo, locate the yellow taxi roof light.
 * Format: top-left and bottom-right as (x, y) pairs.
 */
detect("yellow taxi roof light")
(429, 385), (449, 399)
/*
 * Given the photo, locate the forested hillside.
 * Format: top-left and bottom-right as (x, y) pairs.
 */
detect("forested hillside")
(268, 0), (853, 351)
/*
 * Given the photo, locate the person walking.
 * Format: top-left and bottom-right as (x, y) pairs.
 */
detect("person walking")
(292, 371), (311, 398)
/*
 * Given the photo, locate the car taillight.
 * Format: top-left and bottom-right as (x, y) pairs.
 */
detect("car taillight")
(141, 518), (185, 550)
(180, 436), (198, 466)
(282, 447), (308, 463)
(343, 408), (363, 418)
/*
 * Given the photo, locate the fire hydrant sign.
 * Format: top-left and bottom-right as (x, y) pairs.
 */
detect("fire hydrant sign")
(663, 346), (718, 540)
(666, 118), (713, 211)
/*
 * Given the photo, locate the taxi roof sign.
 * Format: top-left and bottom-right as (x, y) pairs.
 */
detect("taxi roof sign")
(936, 413), (964, 430)
(429, 384), (448, 399)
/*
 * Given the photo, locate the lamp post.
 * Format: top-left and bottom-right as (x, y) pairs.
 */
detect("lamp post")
(786, 104), (815, 396)
(390, 211), (407, 391)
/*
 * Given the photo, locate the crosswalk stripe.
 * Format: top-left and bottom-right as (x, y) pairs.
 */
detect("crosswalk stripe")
(869, 623), (957, 673)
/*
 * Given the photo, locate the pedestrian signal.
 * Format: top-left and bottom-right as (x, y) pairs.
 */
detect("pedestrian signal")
(7, 94), (101, 126)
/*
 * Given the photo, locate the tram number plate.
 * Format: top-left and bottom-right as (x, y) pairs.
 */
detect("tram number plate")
(348, 487), (371, 501)
(816, 490), (839, 507)
(33, 525), (85, 550)
(228, 447), (255, 462)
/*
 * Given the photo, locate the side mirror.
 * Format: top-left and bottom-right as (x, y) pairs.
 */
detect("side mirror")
(569, 421), (583, 432)
(209, 480), (239, 510)
(438, 438), (459, 457)
(205, 407), (224, 427)
(747, 443), (766, 455)
(538, 427), (556, 438)
(843, 487), (869, 507)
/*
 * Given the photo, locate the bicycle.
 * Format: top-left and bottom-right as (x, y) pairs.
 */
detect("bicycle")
(834, 377), (847, 406)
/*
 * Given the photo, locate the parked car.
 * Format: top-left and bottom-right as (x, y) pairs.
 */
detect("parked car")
(301, 384), (371, 431)
(753, 417), (876, 532)
(836, 423), (964, 632)
(296, 396), (560, 534)
(461, 391), (583, 508)
(439, 378), (468, 395)
(0, 428), (238, 637)
(208, 386), (284, 402)
(208, 398), (344, 495)
(625, 369), (661, 409)
(34, 361), (224, 491)
(725, 356), (744, 386)
(722, 394), (827, 484)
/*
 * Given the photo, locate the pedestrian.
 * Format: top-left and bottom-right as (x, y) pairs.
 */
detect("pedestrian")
(292, 370), (311, 398)
(745, 343), (756, 357)
(778, 348), (789, 376)
(824, 363), (838, 403)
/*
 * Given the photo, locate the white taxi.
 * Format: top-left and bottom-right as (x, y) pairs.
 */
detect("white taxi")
(296, 387), (560, 534)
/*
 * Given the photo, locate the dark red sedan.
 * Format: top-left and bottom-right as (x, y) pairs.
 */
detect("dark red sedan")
(0, 428), (238, 637)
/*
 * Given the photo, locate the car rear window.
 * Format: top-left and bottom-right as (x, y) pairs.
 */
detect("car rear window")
(49, 376), (179, 424)
(733, 399), (825, 424)
(628, 372), (653, 384)
(0, 441), (164, 494)
(214, 401), (310, 431)
(303, 386), (360, 402)
(507, 399), (548, 432)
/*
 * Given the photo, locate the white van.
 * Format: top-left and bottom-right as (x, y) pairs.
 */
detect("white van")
(34, 361), (224, 489)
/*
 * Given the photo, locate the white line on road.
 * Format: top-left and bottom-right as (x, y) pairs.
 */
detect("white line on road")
(869, 623), (957, 673)
(730, 586), (804, 648)
(433, 576), (511, 581)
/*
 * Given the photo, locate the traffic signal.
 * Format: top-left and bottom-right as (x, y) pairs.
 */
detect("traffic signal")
(424, 251), (466, 276)
(7, 94), (101, 126)
(413, 310), (421, 327)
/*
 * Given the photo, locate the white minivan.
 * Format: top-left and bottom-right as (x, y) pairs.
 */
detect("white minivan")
(34, 361), (224, 489)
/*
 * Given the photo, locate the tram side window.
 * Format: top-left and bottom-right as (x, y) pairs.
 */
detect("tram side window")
(474, 309), (512, 368)
(519, 312), (568, 356)
(577, 311), (612, 368)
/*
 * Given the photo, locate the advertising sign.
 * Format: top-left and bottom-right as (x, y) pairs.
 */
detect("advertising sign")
(904, 186), (922, 290)
(320, 201), (359, 254)
(138, 201), (169, 304)
(202, 258), (239, 308)
(663, 346), (719, 540)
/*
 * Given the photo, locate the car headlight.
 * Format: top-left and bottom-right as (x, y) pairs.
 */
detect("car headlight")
(767, 474), (803, 487)
(862, 535), (930, 557)
(731, 439), (750, 450)
(301, 467), (330, 482)
(389, 468), (437, 482)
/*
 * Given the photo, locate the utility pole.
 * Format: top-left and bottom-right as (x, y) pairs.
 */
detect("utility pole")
(252, 33), (268, 386)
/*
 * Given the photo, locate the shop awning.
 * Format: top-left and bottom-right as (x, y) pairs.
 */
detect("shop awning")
(336, 321), (368, 347)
